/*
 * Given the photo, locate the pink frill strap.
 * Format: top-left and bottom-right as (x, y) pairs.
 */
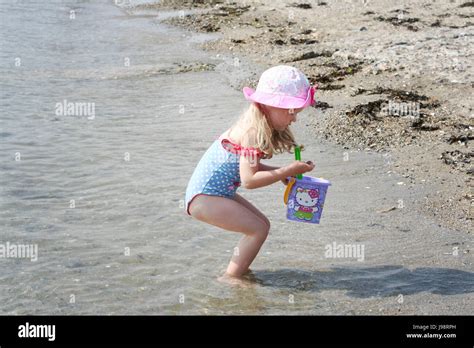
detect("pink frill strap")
(220, 138), (264, 158)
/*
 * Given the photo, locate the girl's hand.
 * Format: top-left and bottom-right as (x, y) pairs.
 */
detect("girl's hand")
(281, 177), (289, 185)
(287, 160), (315, 177)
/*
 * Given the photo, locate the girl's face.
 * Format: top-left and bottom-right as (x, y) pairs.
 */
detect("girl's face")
(260, 104), (305, 131)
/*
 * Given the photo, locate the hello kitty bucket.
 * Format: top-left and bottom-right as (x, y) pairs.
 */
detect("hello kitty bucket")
(283, 176), (331, 224)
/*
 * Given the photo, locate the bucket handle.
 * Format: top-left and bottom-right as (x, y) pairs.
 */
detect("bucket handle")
(283, 177), (296, 205)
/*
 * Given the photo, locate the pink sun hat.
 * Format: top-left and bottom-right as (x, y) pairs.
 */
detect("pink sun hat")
(243, 65), (316, 109)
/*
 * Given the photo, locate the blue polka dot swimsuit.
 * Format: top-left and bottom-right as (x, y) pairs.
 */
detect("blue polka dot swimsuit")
(185, 133), (263, 215)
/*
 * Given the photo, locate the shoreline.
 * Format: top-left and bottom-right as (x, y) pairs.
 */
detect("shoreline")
(136, 0), (473, 234)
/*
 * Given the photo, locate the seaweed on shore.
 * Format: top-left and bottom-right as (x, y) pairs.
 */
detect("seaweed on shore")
(164, 2), (250, 32)
(135, 0), (223, 10)
(307, 61), (364, 90)
(352, 87), (428, 101)
(289, 37), (318, 45)
(320, 84), (345, 90)
(441, 150), (473, 174)
(352, 87), (440, 110)
(285, 50), (334, 62)
(411, 118), (440, 131)
(335, 86), (445, 150)
(288, 3), (312, 9)
(314, 101), (332, 109)
(338, 87), (474, 174)
(459, 1), (474, 8)
(446, 133), (474, 145)
(374, 15), (420, 31)
(345, 100), (385, 123)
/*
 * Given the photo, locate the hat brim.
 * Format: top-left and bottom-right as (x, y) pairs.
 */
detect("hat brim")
(243, 86), (315, 109)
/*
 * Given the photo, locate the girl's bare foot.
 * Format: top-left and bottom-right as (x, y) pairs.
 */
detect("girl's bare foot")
(217, 271), (256, 288)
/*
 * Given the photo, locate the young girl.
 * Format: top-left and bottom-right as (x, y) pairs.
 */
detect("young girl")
(185, 65), (316, 280)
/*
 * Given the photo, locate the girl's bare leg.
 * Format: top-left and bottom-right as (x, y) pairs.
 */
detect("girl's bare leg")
(233, 193), (270, 231)
(189, 195), (270, 277)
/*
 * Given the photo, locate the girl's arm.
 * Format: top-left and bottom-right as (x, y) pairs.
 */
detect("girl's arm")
(259, 162), (290, 185)
(258, 162), (280, 171)
(240, 156), (290, 189)
(238, 128), (314, 189)
(240, 156), (314, 189)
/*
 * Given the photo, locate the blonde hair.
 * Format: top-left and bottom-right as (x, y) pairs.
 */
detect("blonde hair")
(233, 103), (300, 159)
